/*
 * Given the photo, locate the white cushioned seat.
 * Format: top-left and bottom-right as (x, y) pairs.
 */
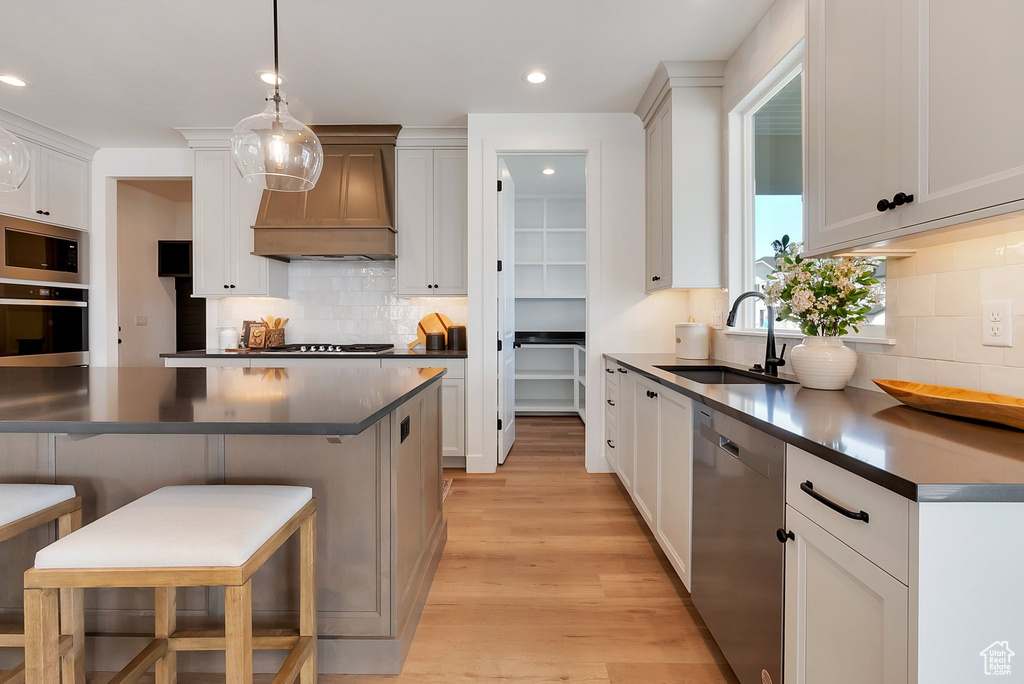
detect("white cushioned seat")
(35, 485), (312, 570)
(0, 484), (76, 528)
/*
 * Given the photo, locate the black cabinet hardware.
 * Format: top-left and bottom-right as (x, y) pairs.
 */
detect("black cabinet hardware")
(229, 284), (235, 288)
(651, 275), (661, 282)
(513, 341), (521, 349)
(617, 368), (627, 374)
(800, 481), (870, 523)
(607, 399), (615, 406)
(876, 198), (894, 212)
(606, 368), (614, 374)
(607, 439), (615, 449)
(35, 210), (51, 216)
(776, 528), (795, 543)
(646, 390), (658, 398)
(400, 416), (411, 442)
(427, 284), (433, 289)
(892, 192), (914, 206)
(434, 283), (439, 288)
(223, 284), (229, 289)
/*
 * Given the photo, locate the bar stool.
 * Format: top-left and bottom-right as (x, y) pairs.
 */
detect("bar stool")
(23, 485), (317, 684)
(0, 485), (83, 684)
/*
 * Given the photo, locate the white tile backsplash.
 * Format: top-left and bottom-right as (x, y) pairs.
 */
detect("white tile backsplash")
(211, 261), (467, 347)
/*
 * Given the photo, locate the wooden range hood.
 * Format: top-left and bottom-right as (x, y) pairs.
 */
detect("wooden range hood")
(252, 124), (401, 261)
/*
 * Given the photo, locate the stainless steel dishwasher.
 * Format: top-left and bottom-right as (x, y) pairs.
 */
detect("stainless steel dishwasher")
(692, 406), (786, 684)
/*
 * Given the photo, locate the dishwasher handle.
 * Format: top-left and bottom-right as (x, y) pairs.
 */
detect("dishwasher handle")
(718, 436), (741, 459)
(800, 481), (870, 523)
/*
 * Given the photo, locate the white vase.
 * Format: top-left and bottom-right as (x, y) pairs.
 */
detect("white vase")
(789, 336), (858, 390)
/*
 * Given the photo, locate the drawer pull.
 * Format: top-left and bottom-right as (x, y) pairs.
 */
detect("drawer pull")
(607, 439), (616, 449)
(606, 368), (614, 374)
(617, 368), (627, 374)
(800, 480), (869, 523)
(607, 399), (615, 406)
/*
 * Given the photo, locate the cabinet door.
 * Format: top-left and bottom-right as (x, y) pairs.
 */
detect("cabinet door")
(440, 378), (466, 458)
(899, 0), (1024, 229)
(805, 0), (904, 254)
(633, 378), (660, 524)
(39, 147), (89, 230)
(645, 114), (667, 292)
(616, 369), (636, 490)
(432, 149), (467, 295)
(657, 390), (692, 590)
(230, 166), (274, 296)
(785, 506), (909, 684)
(395, 149), (434, 296)
(192, 150), (232, 296)
(0, 139), (39, 220)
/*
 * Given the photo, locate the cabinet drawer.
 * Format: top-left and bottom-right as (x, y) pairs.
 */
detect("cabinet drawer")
(605, 404), (618, 432)
(603, 362), (620, 386)
(605, 380), (619, 407)
(786, 445), (910, 584)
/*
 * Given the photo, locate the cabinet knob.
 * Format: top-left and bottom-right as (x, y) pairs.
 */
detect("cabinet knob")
(646, 390), (658, 398)
(43, 211), (50, 216)
(651, 275), (661, 282)
(229, 284), (236, 289)
(36, 209), (44, 215)
(892, 192), (914, 206)
(427, 284), (433, 289)
(434, 284), (439, 289)
(876, 198), (894, 212)
(223, 285), (229, 289)
(776, 528), (795, 543)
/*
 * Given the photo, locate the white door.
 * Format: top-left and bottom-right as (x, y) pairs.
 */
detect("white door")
(899, 0), (1024, 230)
(657, 390), (692, 590)
(805, 0), (904, 254)
(396, 149), (434, 296)
(231, 165), (269, 295)
(39, 147), (89, 230)
(0, 139), (39, 220)
(192, 150), (232, 296)
(633, 377), (660, 524)
(645, 116), (666, 291)
(433, 149), (468, 295)
(497, 160), (517, 463)
(784, 506), (909, 684)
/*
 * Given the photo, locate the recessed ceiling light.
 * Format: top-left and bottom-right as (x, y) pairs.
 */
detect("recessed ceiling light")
(255, 70), (285, 86)
(0, 74), (27, 88)
(524, 70), (548, 85)
(542, 168), (556, 175)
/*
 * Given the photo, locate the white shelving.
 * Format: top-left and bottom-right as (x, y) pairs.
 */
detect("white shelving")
(514, 196), (586, 299)
(514, 343), (586, 421)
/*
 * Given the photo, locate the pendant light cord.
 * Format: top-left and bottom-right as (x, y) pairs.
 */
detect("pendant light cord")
(272, 0), (282, 115)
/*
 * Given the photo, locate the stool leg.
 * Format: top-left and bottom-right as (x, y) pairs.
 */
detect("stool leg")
(58, 510), (84, 684)
(155, 587), (177, 684)
(24, 588), (60, 684)
(299, 511), (318, 684)
(225, 580), (253, 684)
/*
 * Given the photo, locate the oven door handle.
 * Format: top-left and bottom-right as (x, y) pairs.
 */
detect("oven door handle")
(0, 298), (88, 307)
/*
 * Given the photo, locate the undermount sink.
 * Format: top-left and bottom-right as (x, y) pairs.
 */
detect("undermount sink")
(654, 365), (797, 385)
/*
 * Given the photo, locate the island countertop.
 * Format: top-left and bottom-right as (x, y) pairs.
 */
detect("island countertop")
(0, 365), (445, 435)
(606, 353), (1024, 503)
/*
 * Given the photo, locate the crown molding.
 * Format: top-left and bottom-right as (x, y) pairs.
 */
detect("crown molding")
(0, 108), (97, 159)
(635, 61), (726, 126)
(397, 126), (468, 149)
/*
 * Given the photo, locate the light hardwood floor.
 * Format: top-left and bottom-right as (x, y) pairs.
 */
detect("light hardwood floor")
(94, 416), (738, 683)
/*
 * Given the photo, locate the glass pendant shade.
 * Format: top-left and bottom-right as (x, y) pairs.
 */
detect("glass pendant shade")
(0, 126), (31, 192)
(231, 91), (323, 192)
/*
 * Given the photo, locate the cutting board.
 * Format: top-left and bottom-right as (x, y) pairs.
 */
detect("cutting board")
(409, 313), (454, 349)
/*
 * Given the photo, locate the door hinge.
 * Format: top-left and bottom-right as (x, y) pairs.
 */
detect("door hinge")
(497, 259), (503, 272)
(497, 180), (503, 192)
(497, 339), (503, 352)
(497, 417), (503, 431)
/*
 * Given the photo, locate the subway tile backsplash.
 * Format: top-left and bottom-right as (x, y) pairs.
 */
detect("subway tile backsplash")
(688, 221), (1024, 396)
(211, 262), (468, 347)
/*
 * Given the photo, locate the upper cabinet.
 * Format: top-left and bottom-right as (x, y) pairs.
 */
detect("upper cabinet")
(806, 0), (1024, 255)
(192, 148), (287, 298)
(0, 138), (90, 231)
(395, 148), (467, 296)
(636, 62), (724, 293)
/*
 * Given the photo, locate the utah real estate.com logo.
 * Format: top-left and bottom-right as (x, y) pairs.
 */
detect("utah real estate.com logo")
(980, 641), (1015, 676)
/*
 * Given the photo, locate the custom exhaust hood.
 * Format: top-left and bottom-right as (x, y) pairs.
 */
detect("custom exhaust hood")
(251, 124), (401, 261)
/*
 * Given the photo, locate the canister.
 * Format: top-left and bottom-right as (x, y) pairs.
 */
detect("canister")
(675, 322), (710, 360)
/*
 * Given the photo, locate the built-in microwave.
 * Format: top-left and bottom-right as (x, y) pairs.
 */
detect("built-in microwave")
(0, 216), (86, 285)
(0, 282), (88, 366)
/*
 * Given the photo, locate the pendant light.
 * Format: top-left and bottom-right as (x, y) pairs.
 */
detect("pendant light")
(0, 126), (30, 192)
(231, 0), (322, 192)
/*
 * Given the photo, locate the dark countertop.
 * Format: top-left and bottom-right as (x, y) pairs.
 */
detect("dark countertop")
(161, 348), (468, 360)
(606, 353), (1024, 503)
(515, 331), (585, 346)
(0, 366), (445, 436)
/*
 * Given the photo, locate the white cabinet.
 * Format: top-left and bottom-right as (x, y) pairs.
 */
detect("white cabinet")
(440, 378), (466, 459)
(515, 344), (585, 415)
(605, 360), (635, 490)
(656, 389), (692, 590)
(192, 149), (287, 298)
(633, 376), (660, 525)
(806, 0), (1024, 254)
(784, 507), (909, 684)
(637, 63), (723, 292)
(396, 148), (467, 296)
(0, 138), (89, 231)
(513, 196), (586, 299)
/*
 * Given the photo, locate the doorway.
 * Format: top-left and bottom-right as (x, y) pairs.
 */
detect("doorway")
(497, 154), (588, 464)
(116, 179), (198, 366)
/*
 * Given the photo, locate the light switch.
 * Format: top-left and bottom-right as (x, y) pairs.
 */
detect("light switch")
(982, 300), (1012, 347)
(135, 315), (148, 327)
(712, 312), (724, 330)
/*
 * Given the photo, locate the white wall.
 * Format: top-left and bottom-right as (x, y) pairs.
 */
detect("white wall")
(90, 148), (193, 366)
(116, 183), (192, 366)
(467, 113), (690, 474)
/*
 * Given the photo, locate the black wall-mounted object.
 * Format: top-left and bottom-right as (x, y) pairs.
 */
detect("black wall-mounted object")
(158, 240), (193, 278)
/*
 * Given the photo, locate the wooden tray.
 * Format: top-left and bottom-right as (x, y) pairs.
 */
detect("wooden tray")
(873, 379), (1024, 431)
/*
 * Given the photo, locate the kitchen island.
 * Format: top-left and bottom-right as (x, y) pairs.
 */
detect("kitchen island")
(0, 365), (447, 675)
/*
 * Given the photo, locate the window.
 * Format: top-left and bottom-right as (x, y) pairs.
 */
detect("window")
(737, 67), (886, 334)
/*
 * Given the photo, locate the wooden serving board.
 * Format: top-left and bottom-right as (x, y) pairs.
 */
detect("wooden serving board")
(409, 313), (453, 349)
(873, 379), (1024, 431)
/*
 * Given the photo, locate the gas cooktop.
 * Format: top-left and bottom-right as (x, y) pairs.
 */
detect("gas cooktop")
(260, 343), (395, 355)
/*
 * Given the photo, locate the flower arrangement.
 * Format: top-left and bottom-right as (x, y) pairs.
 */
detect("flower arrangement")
(762, 235), (884, 337)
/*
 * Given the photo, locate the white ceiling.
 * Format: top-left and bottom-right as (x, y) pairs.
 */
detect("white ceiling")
(503, 155), (586, 196)
(0, 0), (775, 148)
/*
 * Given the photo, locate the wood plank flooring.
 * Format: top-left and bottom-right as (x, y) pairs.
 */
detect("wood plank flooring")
(93, 416), (738, 683)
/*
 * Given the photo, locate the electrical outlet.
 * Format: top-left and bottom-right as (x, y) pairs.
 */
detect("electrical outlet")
(712, 312), (724, 330)
(982, 300), (1012, 347)
(134, 315), (148, 327)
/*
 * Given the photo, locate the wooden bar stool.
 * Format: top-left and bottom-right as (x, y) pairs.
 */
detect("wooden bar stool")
(0, 485), (83, 684)
(23, 485), (317, 684)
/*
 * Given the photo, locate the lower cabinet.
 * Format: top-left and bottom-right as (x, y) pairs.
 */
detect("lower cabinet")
(633, 376), (661, 525)
(784, 507), (909, 684)
(439, 378), (466, 459)
(656, 389), (692, 590)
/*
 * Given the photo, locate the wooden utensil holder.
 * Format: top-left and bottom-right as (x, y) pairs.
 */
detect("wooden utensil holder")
(265, 328), (286, 348)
